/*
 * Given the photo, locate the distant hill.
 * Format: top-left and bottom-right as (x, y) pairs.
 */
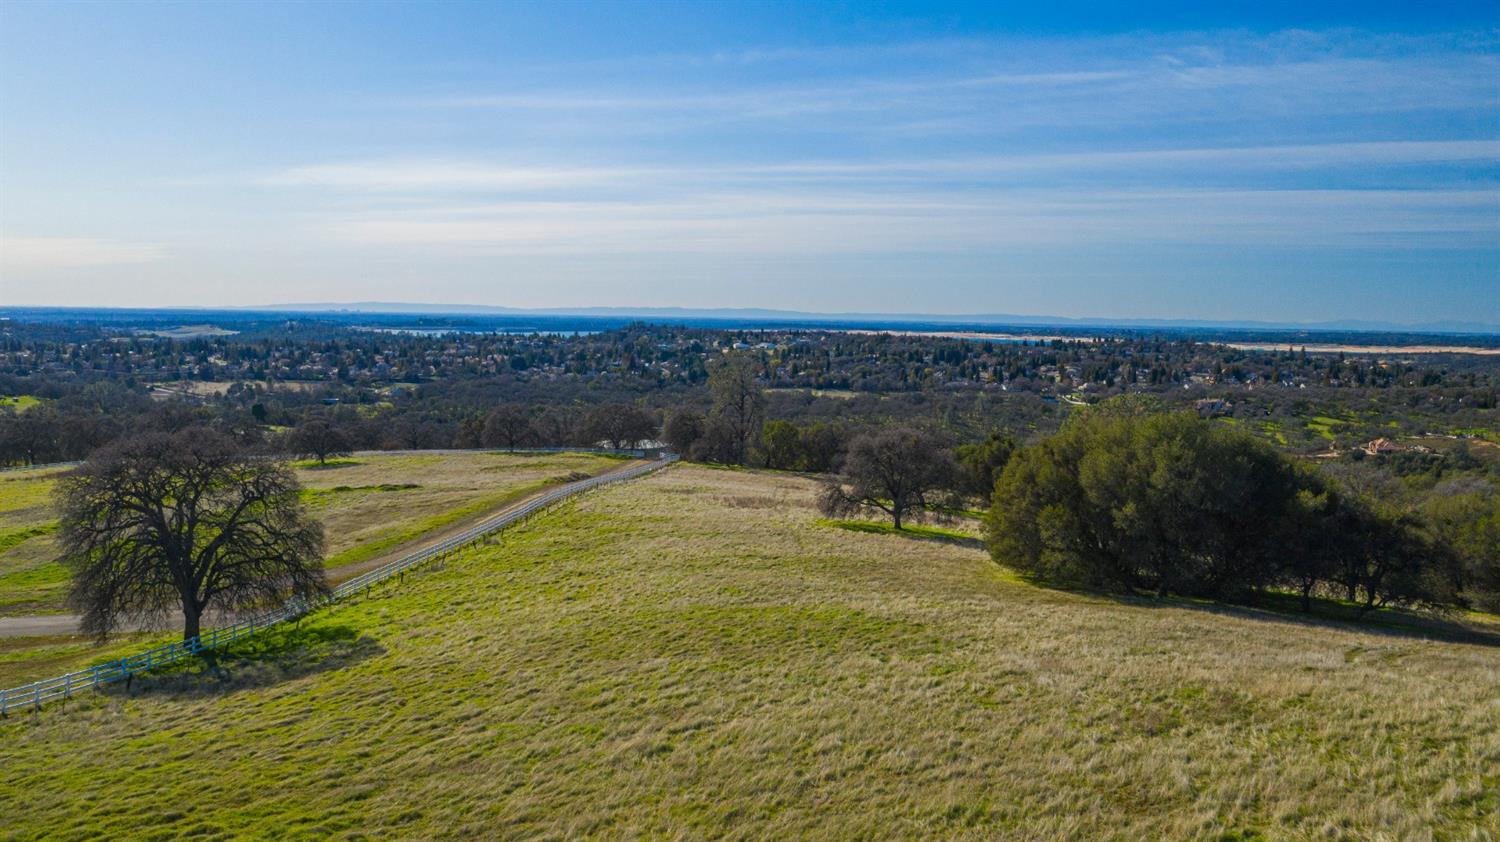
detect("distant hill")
(246, 302), (1500, 336)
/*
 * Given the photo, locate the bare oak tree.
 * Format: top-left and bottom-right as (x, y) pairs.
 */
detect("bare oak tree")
(481, 403), (536, 451)
(285, 418), (352, 465)
(708, 354), (765, 464)
(57, 428), (327, 642)
(819, 426), (957, 530)
(583, 403), (658, 450)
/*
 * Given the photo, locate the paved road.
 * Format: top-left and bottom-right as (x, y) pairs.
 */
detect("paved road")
(0, 456), (649, 639)
(0, 614), (102, 637)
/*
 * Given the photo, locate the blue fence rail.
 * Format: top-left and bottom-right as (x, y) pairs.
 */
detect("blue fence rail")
(0, 453), (675, 714)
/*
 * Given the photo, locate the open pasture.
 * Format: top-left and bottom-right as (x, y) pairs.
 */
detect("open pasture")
(1, 465), (1495, 839)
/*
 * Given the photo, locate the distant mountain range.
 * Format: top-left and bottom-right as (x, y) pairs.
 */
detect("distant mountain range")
(245, 302), (1500, 336)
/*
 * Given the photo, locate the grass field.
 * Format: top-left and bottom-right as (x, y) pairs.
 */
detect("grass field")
(1304, 414), (1348, 441)
(0, 465), (77, 615)
(0, 451), (626, 616)
(1, 465), (1495, 839)
(0, 395), (42, 412)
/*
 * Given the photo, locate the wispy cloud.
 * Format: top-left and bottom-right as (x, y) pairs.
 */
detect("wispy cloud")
(4, 21), (1494, 318)
(409, 30), (1499, 136)
(312, 188), (1499, 255)
(265, 162), (651, 191)
(265, 141), (1500, 194)
(260, 131), (1499, 258)
(0, 237), (167, 269)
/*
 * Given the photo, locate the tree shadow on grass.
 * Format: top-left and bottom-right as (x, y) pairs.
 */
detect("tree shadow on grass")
(105, 622), (386, 700)
(296, 459), (362, 471)
(1071, 583), (1500, 649)
(818, 518), (986, 550)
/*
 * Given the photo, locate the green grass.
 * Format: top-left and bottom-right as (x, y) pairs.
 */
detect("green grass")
(2, 465), (1495, 839)
(0, 523), (57, 554)
(297, 483), (420, 508)
(0, 452), (627, 615)
(0, 563), (71, 611)
(289, 457), (365, 469)
(0, 632), (173, 687)
(1256, 420), (1289, 446)
(1451, 427), (1500, 444)
(923, 502), (986, 520)
(1304, 415), (1349, 441)
(0, 395), (41, 412)
(0, 470), (60, 517)
(319, 478), (555, 569)
(0, 471), (66, 614)
(818, 518), (977, 543)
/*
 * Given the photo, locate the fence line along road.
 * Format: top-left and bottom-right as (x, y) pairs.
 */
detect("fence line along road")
(0, 452), (676, 714)
(0, 460), (83, 474)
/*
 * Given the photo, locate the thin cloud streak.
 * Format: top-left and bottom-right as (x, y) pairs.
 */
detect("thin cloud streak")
(265, 163), (654, 191)
(0, 237), (168, 269)
(265, 141), (1500, 193)
(321, 189), (1500, 254)
(409, 30), (1499, 134)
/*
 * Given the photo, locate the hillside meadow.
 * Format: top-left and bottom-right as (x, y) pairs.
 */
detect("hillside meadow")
(0, 465), (75, 616)
(0, 450), (627, 617)
(1, 464), (1496, 839)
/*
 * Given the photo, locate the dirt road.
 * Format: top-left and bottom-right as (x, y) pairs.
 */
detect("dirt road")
(0, 457), (646, 639)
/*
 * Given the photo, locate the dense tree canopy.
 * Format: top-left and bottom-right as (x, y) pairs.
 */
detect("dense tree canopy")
(759, 420), (803, 470)
(985, 407), (1461, 612)
(1421, 489), (1500, 612)
(955, 431), (1017, 502)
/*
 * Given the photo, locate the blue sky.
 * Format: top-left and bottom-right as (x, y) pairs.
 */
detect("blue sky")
(1, 1), (1496, 323)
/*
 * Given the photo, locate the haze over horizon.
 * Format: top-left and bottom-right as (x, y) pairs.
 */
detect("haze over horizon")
(1, 1), (1496, 323)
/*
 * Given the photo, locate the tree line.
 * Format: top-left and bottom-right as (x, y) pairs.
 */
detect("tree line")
(40, 399), (1500, 655)
(811, 398), (1500, 616)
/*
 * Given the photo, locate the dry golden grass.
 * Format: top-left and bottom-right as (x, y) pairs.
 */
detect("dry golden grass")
(1, 465), (1496, 840)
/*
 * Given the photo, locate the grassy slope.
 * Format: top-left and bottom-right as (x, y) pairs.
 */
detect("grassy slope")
(0, 632), (172, 687)
(0, 451), (623, 615)
(2, 466), (1497, 840)
(0, 467), (71, 614)
(293, 451), (623, 571)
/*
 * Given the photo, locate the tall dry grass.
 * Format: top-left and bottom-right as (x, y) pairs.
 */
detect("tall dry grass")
(0, 465), (1495, 840)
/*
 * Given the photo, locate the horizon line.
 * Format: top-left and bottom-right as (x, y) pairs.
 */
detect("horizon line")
(4, 302), (1499, 337)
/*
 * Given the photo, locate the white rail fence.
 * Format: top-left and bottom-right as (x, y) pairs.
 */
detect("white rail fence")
(0, 453), (675, 714)
(0, 460), (83, 474)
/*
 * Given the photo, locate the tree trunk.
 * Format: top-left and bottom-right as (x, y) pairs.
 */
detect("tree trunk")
(892, 509), (902, 530)
(183, 604), (202, 643)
